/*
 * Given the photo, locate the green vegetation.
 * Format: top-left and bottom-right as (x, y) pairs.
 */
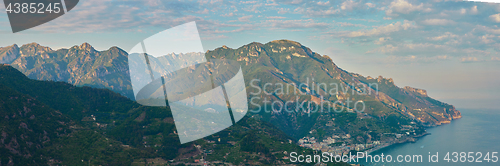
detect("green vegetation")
(206, 40), (459, 141)
(1, 43), (134, 99)
(0, 64), (326, 165)
(0, 40), (461, 165)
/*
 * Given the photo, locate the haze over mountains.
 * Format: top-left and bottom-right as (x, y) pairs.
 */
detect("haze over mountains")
(0, 43), (133, 99)
(0, 40), (461, 153)
(0, 64), (322, 165)
(206, 40), (461, 139)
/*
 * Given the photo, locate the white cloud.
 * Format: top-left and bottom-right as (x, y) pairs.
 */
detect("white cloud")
(365, 3), (376, 8)
(366, 41), (498, 61)
(220, 13), (235, 17)
(347, 18), (379, 22)
(290, 0), (303, 4)
(366, 41), (493, 58)
(476, 25), (500, 34)
(266, 16), (286, 19)
(212, 23), (259, 33)
(489, 13), (500, 23)
(238, 15), (253, 22)
(8, 0), (500, 62)
(198, 8), (210, 14)
(366, 44), (397, 53)
(335, 22), (366, 27)
(336, 20), (415, 37)
(390, 0), (423, 14)
(386, 0), (425, 15)
(198, 0), (223, 5)
(460, 8), (467, 14)
(317, 1), (330, 6)
(31, 0), (143, 33)
(471, 5), (478, 15)
(421, 19), (456, 26)
(480, 34), (495, 44)
(265, 0), (279, 6)
(243, 3), (263, 13)
(277, 8), (289, 14)
(341, 0), (361, 11)
(437, 55), (449, 60)
(266, 19), (329, 29)
(201, 34), (228, 40)
(144, 0), (161, 6)
(240, 1), (258, 4)
(374, 37), (392, 44)
(460, 57), (479, 62)
(383, 55), (452, 63)
(295, 6), (340, 17)
(428, 32), (458, 41)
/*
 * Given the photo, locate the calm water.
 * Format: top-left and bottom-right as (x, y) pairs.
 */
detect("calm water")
(355, 109), (500, 166)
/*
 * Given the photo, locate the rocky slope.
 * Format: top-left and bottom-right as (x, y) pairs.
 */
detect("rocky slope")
(0, 41), (461, 139)
(205, 40), (461, 138)
(0, 84), (72, 165)
(0, 64), (327, 165)
(0, 43), (133, 99)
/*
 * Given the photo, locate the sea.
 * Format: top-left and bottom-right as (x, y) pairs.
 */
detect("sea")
(354, 109), (500, 166)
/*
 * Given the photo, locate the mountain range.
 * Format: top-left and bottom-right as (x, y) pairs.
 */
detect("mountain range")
(0, 43), (133, 99)
(206, 40), (461, 137)
(0, 64), (327, 165)
(0, 40), (461, 165)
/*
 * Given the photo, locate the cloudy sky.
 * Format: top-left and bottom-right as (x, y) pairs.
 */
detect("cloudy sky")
(1, 0), (499, 109)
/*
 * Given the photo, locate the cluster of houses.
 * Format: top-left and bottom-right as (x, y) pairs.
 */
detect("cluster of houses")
(298, 135), (382, 156)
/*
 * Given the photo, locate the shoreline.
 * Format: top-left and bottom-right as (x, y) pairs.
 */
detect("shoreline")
(367, 133), (430, 155)
(363, 125), (439, 155)
(363, 113), (462, 155)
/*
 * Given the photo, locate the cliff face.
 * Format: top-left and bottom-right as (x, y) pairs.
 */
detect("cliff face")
(0, 44), (20, 64)
(404, 86), (427, 96)
(206, 39), (461, 134)
(1, 43), (133, 99)
(1, 41), (461, 138)
(0, 70), (72, 164)
(0, 64), (321, 165)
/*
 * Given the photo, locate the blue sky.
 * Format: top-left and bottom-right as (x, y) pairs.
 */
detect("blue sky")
(1, 0), (500, 109)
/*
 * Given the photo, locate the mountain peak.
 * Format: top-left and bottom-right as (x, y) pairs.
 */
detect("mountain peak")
(79, 42), (95, 52)
(22, 42), (41, 48)
(269, 39), (302, 46)
(404, 86), (428, 97)
(108, 46), (127, 54)
(244, 42), (264, 47)
(20, 42), (53, 52)
(0, 44), (19, 50)
(0, 44), (20, 64)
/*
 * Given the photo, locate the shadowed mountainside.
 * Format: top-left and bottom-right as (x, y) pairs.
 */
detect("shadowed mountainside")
(1, 40), (461, 145)
(0, 64), (335, 165)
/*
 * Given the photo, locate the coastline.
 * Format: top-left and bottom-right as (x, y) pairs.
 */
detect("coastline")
(362, 116), (465, 156)
(364, 132), (430, 155)
(364, 109), (463, 154)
